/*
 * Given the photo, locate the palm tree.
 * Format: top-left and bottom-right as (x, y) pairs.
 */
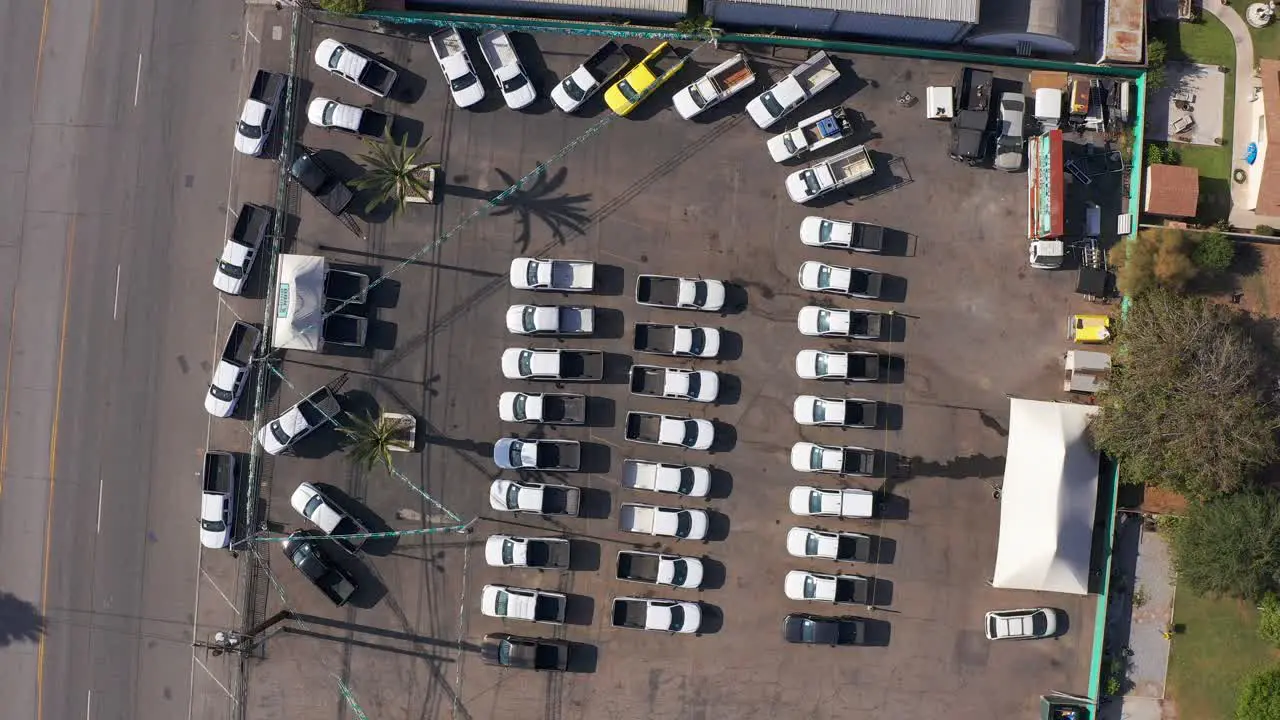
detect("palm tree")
(338, 411), (414, 473)
(351, 130), (437, 216)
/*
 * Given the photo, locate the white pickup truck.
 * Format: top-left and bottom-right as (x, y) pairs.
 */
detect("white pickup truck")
(234, 70), (287, 157)
(619, 502), (708, 540)
(629, 365), (718, 403)
(786, 145), (875, 203)
(551, 40), (631, 113)
(213, 203), (272, 295)
(620, 459), (710, 497)
(635, 274), (725, 311)
(510, 257), (595, 292)
(633, 322), (720, 358)
(428, 28), (485, 108)
(611, 597), (701, 634)
(767, 106), (853, 162)
(479, 29), (536, 110)
(306, 97), (389, 138)
(624, 411), (715, 450)
(500, 348), (604, 382)
(198, 451), (236, 549)
(204, 321), (261, 418)
(616, 551), (704, 588)
(505, 305), (594, 335)
(489, 479), (581, 516)
(789, 486), (875, 519)
(747, 51), (840, 129)
(492, 438), (581, 472)
(485, 535), (571, 570)
(672, 53), (755, 120)
(481, 585), (566, 624)
(314, 39), (397, 97)
(498, 392), (586, 425)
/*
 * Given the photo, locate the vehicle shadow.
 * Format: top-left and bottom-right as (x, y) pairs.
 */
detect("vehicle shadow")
(704, 510), (730, 543)
(714, 372), (741, 406)
(594, 263), (626, 296)
(876, 274), (909, 303)
(565, 642), (599, 673)
(879, 402), (903, 431)
(695, 602), (724, 635)
(706, 466), (733, 500)
(576, 487), (612, 520)
(876, 492), (909, 521)
(597, 351), (635, 385)
(707, 421), (737, 454)
(698, 556), (727, 590)
(312, 482), (398, 556)
(717, 329), (743, 361)
(592, 307), (626, 340)
(568, 540), (601, 572)
(720, 283), (748, 315)
(859, 617), (892, 647)
(563, 593), (595, 626)
(868, 535), (896, 565)
(881, 313), (908, 343)
(869, 578), (894, 607)
(581, 395), (615, 429)
(880, 354), (906, 384)
(578, 441), (612, 474)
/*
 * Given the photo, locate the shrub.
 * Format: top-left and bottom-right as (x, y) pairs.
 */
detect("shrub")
(1260, 595), (1280, 647)
(1193, 231), (1236, 272)
(1236, 665), (1280, 720)
(1147, 144), (1165, 166)
(320, 0), (366, 13)
(1148, 38), (1168, 89)
(1109, 227), (1198, 296)
(1168, 493), (1280, 599)
(1257, 225), (1276, 237)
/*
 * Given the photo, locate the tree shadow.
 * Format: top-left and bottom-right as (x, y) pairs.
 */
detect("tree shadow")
(0, 593), (45, 646)
(447, 166), (591, 253)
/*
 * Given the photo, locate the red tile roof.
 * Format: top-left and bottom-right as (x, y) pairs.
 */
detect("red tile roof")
(1144, 164), (1199, 217)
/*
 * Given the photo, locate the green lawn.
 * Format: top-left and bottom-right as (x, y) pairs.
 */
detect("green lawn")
(1166, 586), (1279, 720)
(1250, 24), (1280, 62)
(1149, 16), (1237, 223)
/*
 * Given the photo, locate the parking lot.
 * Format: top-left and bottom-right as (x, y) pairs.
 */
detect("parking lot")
(226, 12), (1102, 720)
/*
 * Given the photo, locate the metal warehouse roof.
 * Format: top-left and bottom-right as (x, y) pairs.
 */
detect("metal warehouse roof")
(712, 0), (980, 22)
(501, 0), (688, 10)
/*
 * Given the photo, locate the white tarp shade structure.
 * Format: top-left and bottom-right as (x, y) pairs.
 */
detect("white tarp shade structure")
(993, 399), (1101, 595)
(272, 254), (327, 352)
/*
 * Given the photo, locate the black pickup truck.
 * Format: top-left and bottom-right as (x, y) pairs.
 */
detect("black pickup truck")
(290, 149), (355, 216)
(949, 67), (994, 165)
(282, 531), (359, 606)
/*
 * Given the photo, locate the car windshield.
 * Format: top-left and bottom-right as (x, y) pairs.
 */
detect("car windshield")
(692, 281), (708, 306)
(759, 90), (783, 118)
(327, 46), (345, 70)
(812, 400), (829, 422)
(687, 83), (709, 108)
(816, 265), (834, 288)
(808, 491), (824, 514)
(506, 442), (525, 467)
(505, 484), (521, 508)
(498, 639), (513, 665)
(1031, 612), (1048, 636)
(669, 605), (686, 631)
(814, 354), (831, 377)
(675, 511), (693, 537)
(501, 75), (528, 93)
(687, 329), (705, 355)
(818, 220), (834, 244)
(561, 76), (586, 102)
(809, 446), (825, 469)
(511, 394), (528, 421)
(201, 518), (226, 532)
(517, 352), (533, 376)
(502, 539), (515, 565)
(209, 384), (235, 402)
(805, 534), (820, 556)
(494, 590), (509, 616)
(800, 619), (819, 643)
(782, 134), (798, 154)
(320, 101), (337, 125)
(217, 259), (246, 279)
(816, 310), (834, 333)
(521, 307), (539, 332)
(801, 170), (820, 196)
(678, 468), (696, 494)
(269, 420), (292, 447)
(237, 121), (262, 139)
(303, 495), (324, 518)
(685, 374), (702, 398)
(617, 79), (642, 103)
(671, 559), (688, 586)
(452, 73), (478, 92)
(680, 420), (699, 447)
(803, 575), (818, 598)
(525, 264), (540, 287)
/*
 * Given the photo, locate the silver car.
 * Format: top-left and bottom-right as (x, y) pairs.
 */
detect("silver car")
(984, 608), (1058, 639)
(995, 93), (1026, 172)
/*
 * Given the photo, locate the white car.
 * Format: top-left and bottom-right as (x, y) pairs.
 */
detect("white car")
(797, 306), (883, 339)
(799, 216), (884, 252)
(994, 92), (1026, 172)
(784, 570), (870, 604)
(795, 350), (881, 381)
(314, 38), (397, 97)
(985, 608), (1058, 640)
(792, 396), (878, 428)
(788, 486), (875, 518)
(798, 261), (883, 299)
(786, 527), (873, 562)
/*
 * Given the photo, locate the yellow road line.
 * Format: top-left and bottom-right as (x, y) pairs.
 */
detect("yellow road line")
(33, 0), (51, 111)
(0, 299), (18, 496)
(36, 215), (75, 720)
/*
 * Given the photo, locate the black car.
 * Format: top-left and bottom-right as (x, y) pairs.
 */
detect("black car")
(783, 613), (865, 646)
(289, 150), (355, 216)
(281, 531), (358, 607)
(481, 633), (570, 671)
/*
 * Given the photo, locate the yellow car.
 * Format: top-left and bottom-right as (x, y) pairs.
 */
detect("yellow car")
(1068, 314), (1111, 343)
(605, 42), (688, 117)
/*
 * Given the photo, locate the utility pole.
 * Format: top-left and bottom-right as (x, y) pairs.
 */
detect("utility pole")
(193, 610), (295, 656)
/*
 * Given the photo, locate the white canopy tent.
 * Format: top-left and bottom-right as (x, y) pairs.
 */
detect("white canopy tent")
(272, 254), (327, 352)
(992, 399), (1101, 595)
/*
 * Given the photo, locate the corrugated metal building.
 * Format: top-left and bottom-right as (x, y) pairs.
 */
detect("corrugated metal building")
(965, 0), (1083, 56)
(410, 0), (688, 23)
(704, 0), (980, 44)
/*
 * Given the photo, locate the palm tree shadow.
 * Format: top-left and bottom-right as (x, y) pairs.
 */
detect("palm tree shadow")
(0, 592), (45, 646)
(452, 166), (591, 253)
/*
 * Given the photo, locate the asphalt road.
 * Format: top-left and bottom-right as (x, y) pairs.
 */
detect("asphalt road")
(0, 0), (249, 718)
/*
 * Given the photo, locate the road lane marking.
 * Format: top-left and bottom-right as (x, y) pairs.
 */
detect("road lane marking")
(96, 474), (103, 534)
(134, 54), (143, 106)
(0, 299), (18, 496)
(200, 568), (240, 615)
(37, 215), (75, 720)
(193, 655), (233, 699)
(246, 28), (259, 44)
(112, 265), (121, 320)
(33, 0), (51, 110)
(85, 689), (91, 720)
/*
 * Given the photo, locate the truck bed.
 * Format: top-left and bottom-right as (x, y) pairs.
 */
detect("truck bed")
(223, 321), (260, 366)
(611, 599), (650, 627)
(633, 323), (676, 353)
(429, 28), (465, 58)
(557, 350), (604, 381)
(629, 366), (667, 396)
(542, 486), (581, 516)
(323, 314), (367, 347)
(533, 595), (566, 622)
(325, 269), (369, 307)
(527, 539), (571, 569)
(851, 223), (884, 252)
(635, 276), (681, 306)
(296, 389), (341, 428)
(583, 40), (629, 79)
(555, 308), (593, 334)
(202, 451), (234, 494)
(831, 149), (874, 183)
(536, 442), (580, 470)
(248, 70), (287, 104)
(479, 30), (520, 69)
(796, 52), (838, 91)
(541, 395), (586, 424)
(616, 552), (661, 583)
(231, 203), (273, 247)
(624, 412), (663, 442)
(836, 577), (871, 604)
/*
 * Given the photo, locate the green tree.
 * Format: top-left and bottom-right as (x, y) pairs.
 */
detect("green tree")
(1148, 38), (1168, 89)
(1168, 494), (1280, 601)
(1236, 665), (1280, 720)
(351, 131), (437, 217)
(1108, 227), (1198, 296)
(1089, 290), (1279, 498)
(1193, 231), (1235, 272)
(337, 411), (414, 473)
(1260, 594), (1280, 647)
(319, 0), (366, 14)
